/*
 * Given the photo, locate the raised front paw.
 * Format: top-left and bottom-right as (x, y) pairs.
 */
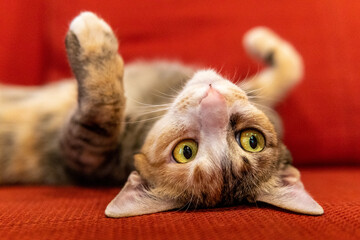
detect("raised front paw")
(65, 12), (119, 70)
(243, 27), (282, 65)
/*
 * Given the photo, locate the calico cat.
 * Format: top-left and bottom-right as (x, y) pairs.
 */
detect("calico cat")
(0, 12), (323, 217)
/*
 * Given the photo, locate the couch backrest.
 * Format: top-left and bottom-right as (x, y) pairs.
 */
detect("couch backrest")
(1, 0), (359, 165)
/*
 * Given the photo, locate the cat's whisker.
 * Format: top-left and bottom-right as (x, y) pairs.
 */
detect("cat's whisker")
(163, 76), (183, 95)
(173, 189), (188, 201)
(131, 105), (171, 111)
(131, 102), (172, 108)
(251, 102), (277, 115)
(217, 64), (226, 76)
(130, 113), (167, 120)
(239, 66), (252, 85)
(229, 67), (240, 86)
(192, 194), (200, 212)
(130, 105), (171, 116)
(244, 84), (269, 96)
(126, 96), (172, 108)
(239, 63), (263, 90)
(175, 201), (191, 213)
(233, 64), (252, 86)
(245, 87), (265, 95)
(129, 109), (169, 119)
(238, 79), (252, 91)
(173, 185), (193, 213)
(151, 88), (177, 99)
(130, 109), (169, 119)
(247, 95), (277, 102)
(238, 79), (250, 89)
(121, 115), (165, 124)
(246, 171), (261, 200)
(131, 107), (171, 115)
(183, 71), (195, 81)
(183, 192), (194, 214)
(149, 92), (174, 100)
(250, 100), (275, 109)
(233, 76), (241, 86)
(241, 64), (259, 84)
(139, 107), (170, 113)
(172, 179), (192, 200)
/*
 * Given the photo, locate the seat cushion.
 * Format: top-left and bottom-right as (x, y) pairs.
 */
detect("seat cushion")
(1, 167), (359, 240)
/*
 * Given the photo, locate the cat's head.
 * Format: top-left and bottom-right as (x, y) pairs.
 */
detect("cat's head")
(105, 70), (323, 217)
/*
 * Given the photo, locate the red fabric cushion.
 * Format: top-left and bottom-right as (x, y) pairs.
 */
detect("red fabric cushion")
(0, 167), (359, 240)
(1, 1), (360, 165)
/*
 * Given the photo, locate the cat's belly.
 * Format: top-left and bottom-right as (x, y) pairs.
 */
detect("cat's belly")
(0, 80), (77, 184)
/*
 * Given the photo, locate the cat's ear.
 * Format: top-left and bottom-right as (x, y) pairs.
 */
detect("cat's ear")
(256, 165), (324, 215)
(105, 171), (181, 218)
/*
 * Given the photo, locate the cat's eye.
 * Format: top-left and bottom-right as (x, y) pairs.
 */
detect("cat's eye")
(236, 129), (265, 153)
(172, 139), (198, 163)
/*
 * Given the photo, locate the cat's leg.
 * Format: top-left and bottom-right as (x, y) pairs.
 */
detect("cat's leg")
(242, 27), (303, 107)
(61, 12), (125, 177)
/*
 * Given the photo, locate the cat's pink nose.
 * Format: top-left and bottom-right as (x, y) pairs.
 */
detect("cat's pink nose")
(201, 85), (223, 104)
(199, 86), (228, 131)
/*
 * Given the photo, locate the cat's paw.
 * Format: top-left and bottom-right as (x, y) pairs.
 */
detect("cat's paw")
(243, 27), (282, 65)
(66, 12), (118, 60)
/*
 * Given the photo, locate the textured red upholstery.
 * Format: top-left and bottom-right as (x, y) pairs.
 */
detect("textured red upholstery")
(0, 1), (360, 239)
(0, 168), (359, 240)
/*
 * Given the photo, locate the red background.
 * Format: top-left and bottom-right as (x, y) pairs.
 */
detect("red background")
(1, 0), (360, 166)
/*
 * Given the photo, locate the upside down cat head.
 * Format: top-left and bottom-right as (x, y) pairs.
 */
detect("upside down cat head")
(105, 70), (323, 217)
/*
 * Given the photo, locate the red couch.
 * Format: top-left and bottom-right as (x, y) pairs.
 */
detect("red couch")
(1, 1), (359, 239)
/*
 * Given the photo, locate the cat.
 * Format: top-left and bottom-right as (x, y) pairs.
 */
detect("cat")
(0, 12), (323, 218)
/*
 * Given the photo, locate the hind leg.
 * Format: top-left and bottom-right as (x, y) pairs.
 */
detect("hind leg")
(61, 12), (125, 177)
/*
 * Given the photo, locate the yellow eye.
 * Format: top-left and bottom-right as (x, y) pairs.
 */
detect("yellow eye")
(172, 139), (198, 163)
(237, 129), (265, 153)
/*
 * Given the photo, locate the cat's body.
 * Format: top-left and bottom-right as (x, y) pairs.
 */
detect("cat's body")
(0, 61), (193, 185)
(0, 12), (323, 217)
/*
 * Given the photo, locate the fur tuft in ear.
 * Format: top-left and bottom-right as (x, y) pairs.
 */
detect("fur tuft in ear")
(256, 165), (324, 215)
(105, 171), (181, 218)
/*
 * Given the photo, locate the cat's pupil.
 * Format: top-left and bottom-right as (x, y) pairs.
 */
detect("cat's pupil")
(183, 145), (192, 159)
(249, 135), (258, 149)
